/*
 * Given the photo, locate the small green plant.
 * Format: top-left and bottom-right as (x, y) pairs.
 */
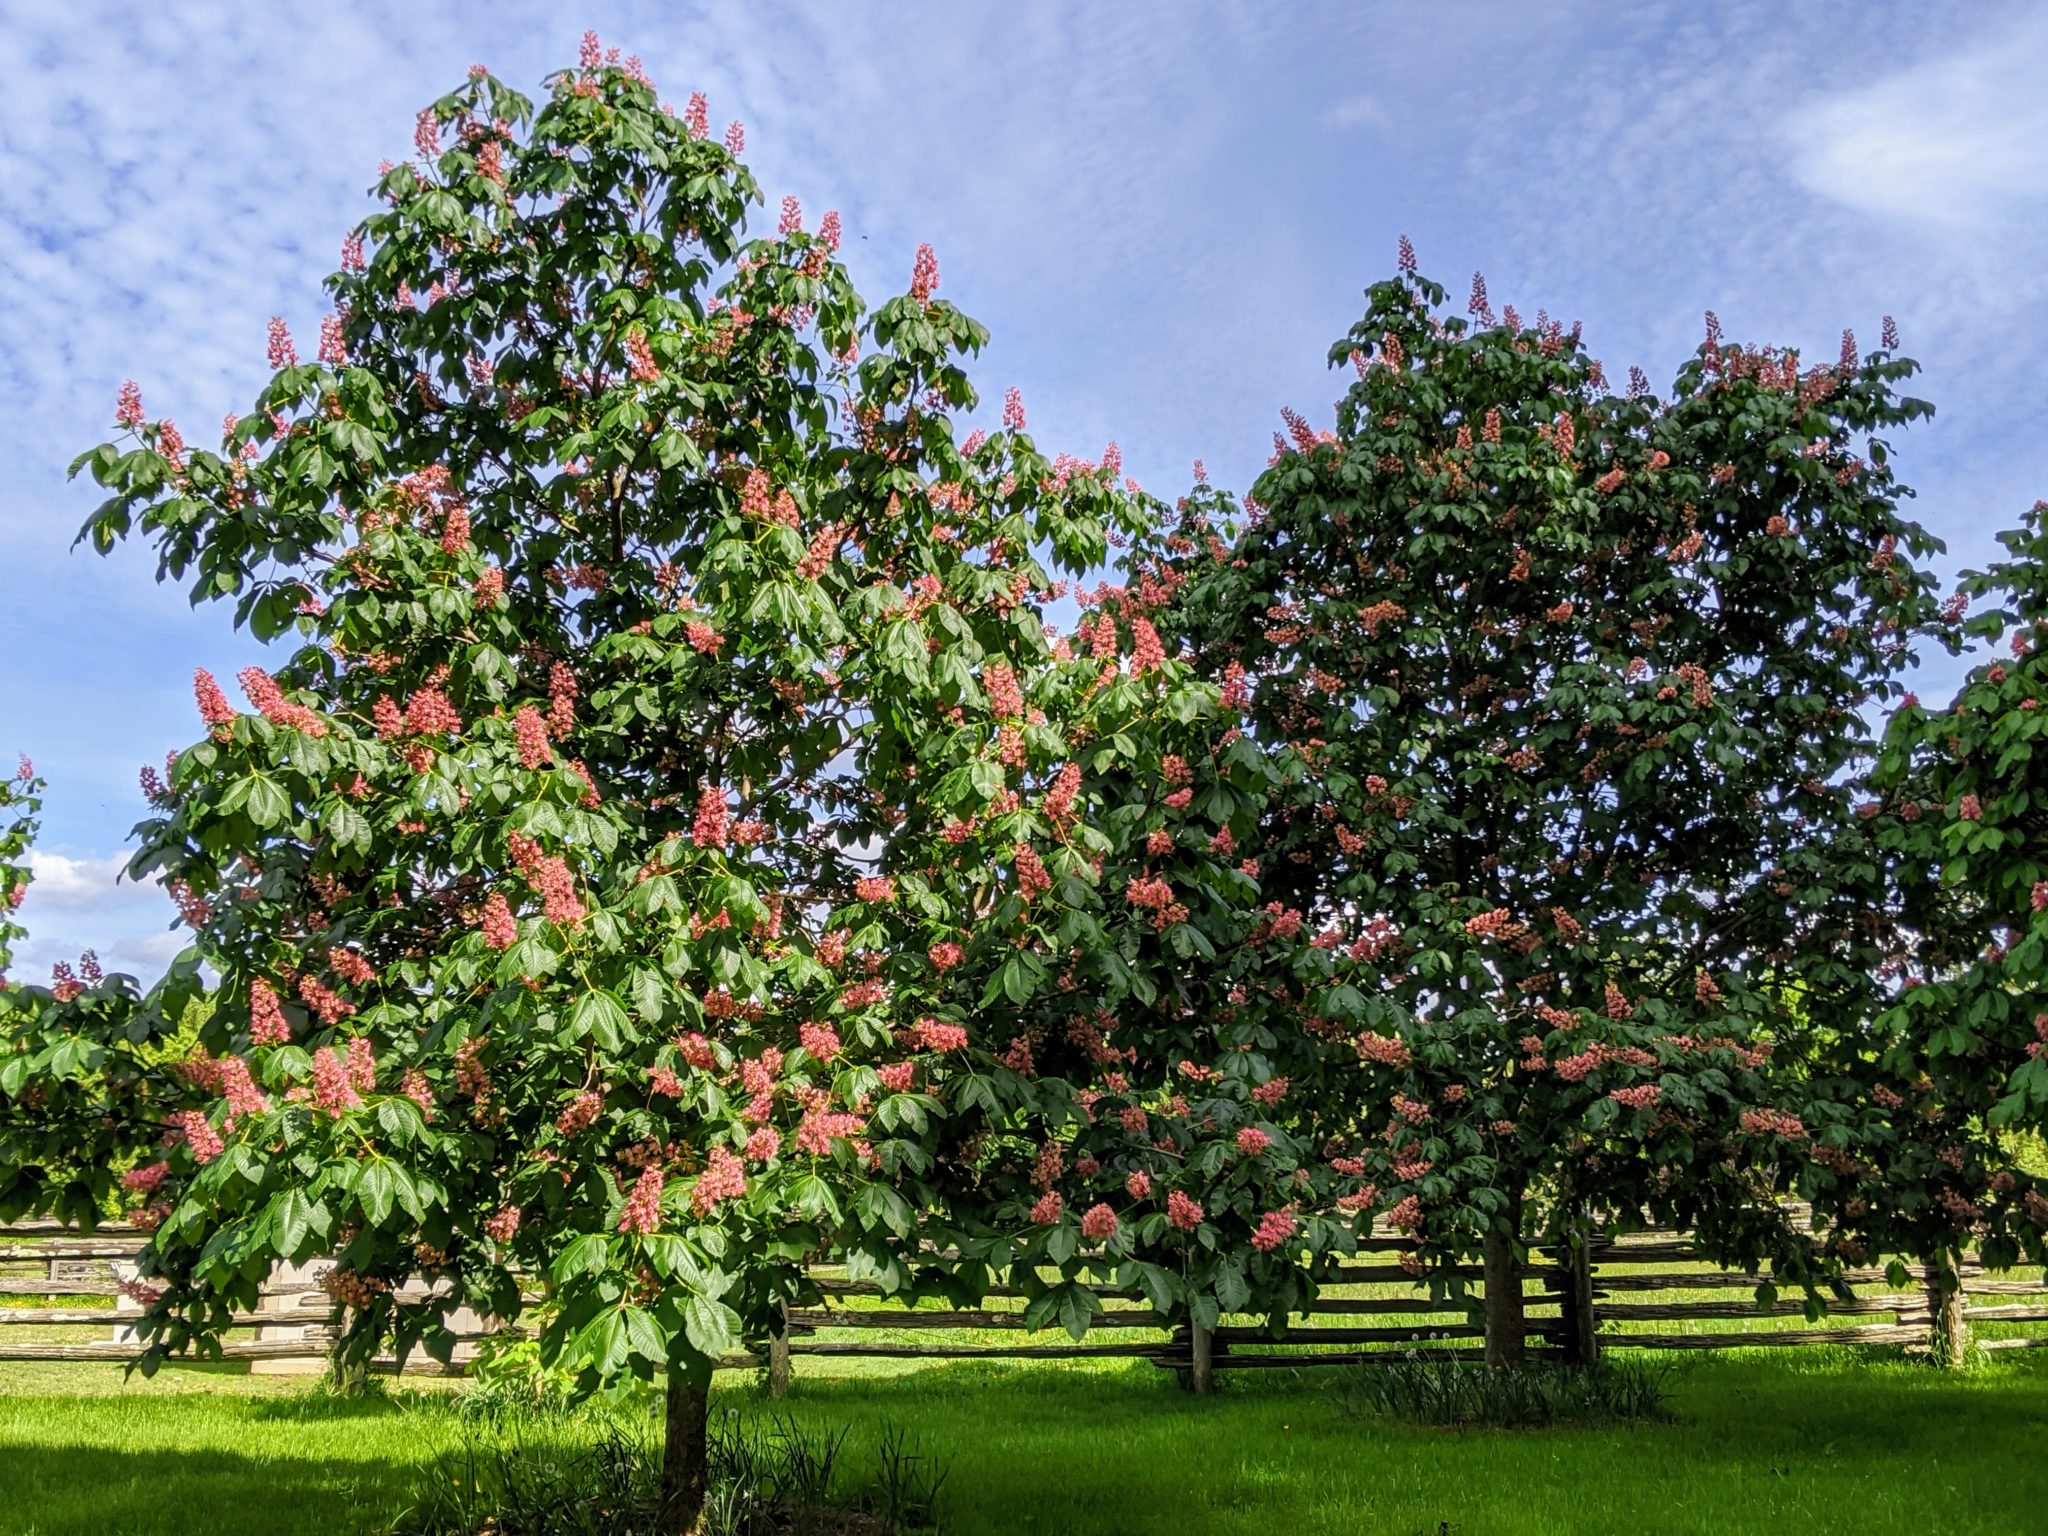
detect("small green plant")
(873, 1423), (950, 1531)
(459, 1329), (580, 1420)
(1342, 1359), (1674, 1430)
(389, 1406), (945, 1535)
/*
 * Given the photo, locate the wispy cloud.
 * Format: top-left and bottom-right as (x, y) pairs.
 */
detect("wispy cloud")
(1788, 11), (2048, 230)
(1321, 96), (1388, 132)
(20, 850), (148, 913)
(11, 848), (182, 983)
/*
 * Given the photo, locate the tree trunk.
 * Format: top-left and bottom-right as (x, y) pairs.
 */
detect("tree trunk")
(1482, 1190), (1526, 1369)
(662, 1366), (712, 1533)
(1186, 1321), (1214, 1394)
(326, 1329), (368, 1398)
(767, 1302), (791, 1399)
(1926, 1247), (1970, 1368)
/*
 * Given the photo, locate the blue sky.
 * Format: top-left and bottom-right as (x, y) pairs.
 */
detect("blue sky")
(2, 1), (2043, 981)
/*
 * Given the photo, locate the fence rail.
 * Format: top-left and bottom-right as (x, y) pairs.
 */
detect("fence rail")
(4, 1221), (2042, 1389)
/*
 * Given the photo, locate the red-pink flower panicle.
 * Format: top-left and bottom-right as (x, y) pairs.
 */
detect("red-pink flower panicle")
(249, 979), (290, 1046)
(1250, 1208), (1298, 1253)
(692, 1145), (747, 1214)
(1080, 1203), (1119, 1241)
(909, 243), (939, 306)
(619, 1165), (665, 1234)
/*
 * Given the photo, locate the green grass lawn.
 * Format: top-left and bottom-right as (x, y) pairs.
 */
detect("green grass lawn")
(1, 1348), (2045, 1536)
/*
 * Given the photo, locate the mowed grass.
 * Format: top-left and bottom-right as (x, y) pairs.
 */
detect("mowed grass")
(1, 1348), (2046, 1536)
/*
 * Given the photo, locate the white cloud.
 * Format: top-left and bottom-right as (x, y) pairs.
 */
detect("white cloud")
(21, 850), (153, 914)
(1321, 95), (1387, 131)
(8, 848), (180, 985)
(1787, 13), (2048, 230)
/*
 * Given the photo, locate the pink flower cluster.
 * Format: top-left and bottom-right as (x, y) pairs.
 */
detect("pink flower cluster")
(329, 948), (376, 987)
(480, 891), (518, 950)
(692, 784), (730, 847)
(1741, 1108), (1807, 1140)
(913, 1017), (968, 1052)
(1355, 1031), (1410, 1067)
(1130, 617), (1167, 675)
(557, 1089), (604, 1136)
(216, 1054), (270, 1125)
(169, 1109), (223, 1164)
(123, 1162), (170, 1194)
(267, 317), (297, 370)
(794, 1098), (865, 1156)
(310, 1046), (363, 1116)
(1250, 1208), (1297, 1253)
(250, 978), (292, 1047)
(619, 1166), (665, 1233)
(983, 662), (1023, 719)
(625, 328), (660, 383)
(239, 667), (327, 737)
(509, 832), (584, 927)
(909, 243), (939, 305)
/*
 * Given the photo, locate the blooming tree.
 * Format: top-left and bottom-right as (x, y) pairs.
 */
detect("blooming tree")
(1, 762), (189, 1231)
(0, 760), (32, 990)
(1141, 255), (1950, 1360)
(1821, 504), (2048, 1353)
(29, 42), (1152, 1524)
(892, 580), (1391, 1341)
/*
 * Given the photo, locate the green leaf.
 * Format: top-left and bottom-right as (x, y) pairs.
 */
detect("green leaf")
(1215, 1259), (1251, 1315)
(553, 1232), (611, 1284)
(355, 1161), (397, 1225)
(273, 1188), (314, 1258)
(1057, 1283), (1100, 1342)
(569, 990), (632, 1050)
(621, 1305), (668, 1365)
(245, 775), (291, 830)
(682, 1294), (736, 1359)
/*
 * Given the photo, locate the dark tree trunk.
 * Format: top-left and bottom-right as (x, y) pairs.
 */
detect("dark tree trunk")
(1926, 1247), (1970, 1368)
(326, 1323), (368, 1398)
(1482, 1187), (1526, 1369)
(662, 1368), (711, 1532)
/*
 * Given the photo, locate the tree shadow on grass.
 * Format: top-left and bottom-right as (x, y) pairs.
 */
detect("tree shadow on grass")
(736, 1354), (2048, 1536)
(5, 1354), (2045, 1536)
(0, 1443), (416, 1536)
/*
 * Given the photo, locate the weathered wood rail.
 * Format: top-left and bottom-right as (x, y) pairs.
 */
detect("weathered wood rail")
(4, 1222), (2042, 1387)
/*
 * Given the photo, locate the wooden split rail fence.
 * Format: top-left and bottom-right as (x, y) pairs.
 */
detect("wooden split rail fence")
(4, 1222), (2043, 1390)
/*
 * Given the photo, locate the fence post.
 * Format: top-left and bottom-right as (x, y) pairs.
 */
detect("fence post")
(1926, 1247), (1970, 1367)
(767, 1301), (791, 1398)
(1482, 1224), (1526, 1369)
(1187, 1321), (1213, 1394)
(1560, 1212), (1601, 1367)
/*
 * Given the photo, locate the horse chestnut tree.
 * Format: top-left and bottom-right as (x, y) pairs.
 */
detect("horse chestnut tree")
(17, 42), (1195, 1525)
(1143, 257), (1951, 1360)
